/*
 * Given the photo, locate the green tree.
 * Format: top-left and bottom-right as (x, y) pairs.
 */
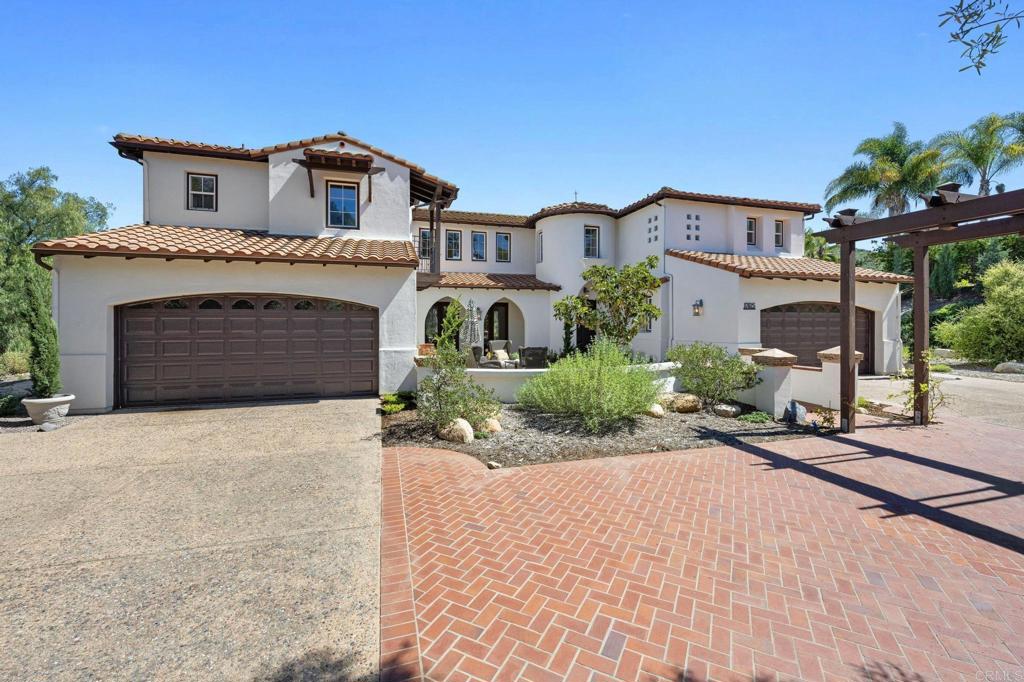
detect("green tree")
(25, 274), (61, 397)
(0, 167), (109, 353)
(666, 342), (759, 410)
(552, 255), (662, 348)
(939, 0), (1023, 73)
(930, 244), (961, 298)
(932, 113), (1024, 196)
(804, 228), (838, 262)
(934, 260), (1024, 363)
(824, 122), (951, 217)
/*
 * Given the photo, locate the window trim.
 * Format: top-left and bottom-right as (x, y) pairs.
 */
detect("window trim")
(186, 172), (218, 212)
(774, 219), (785, 247)
(418, 228), (432, 259)
(746, 217), (758, 246)
(495, 231), (512, 263)
(471, 230), (487, 261)
(445, 229), (462, 261)
(325, 180), (360, 229)
(584, 225), (600, 259)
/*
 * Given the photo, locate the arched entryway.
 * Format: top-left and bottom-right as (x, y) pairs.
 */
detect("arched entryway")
(483, 299), (525, 351)
(760, 302), (874, 374)
(424, 299), (459, 349)
(116, 293), (378, 407)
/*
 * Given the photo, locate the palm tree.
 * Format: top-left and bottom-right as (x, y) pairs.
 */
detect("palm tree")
(932, 113), (1024, 196)
(804, 228), (838, 262)
(824, 122), (951, 217)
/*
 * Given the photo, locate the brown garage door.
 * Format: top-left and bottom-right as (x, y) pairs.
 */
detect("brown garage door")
(117, 294), (378, 407)
(760, 302), (874, 374)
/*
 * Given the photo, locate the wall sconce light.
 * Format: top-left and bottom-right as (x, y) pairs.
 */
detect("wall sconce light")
(692, 299), (704, 316)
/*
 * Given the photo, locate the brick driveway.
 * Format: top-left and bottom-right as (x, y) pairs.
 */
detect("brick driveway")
(380, 416), (1024, 682)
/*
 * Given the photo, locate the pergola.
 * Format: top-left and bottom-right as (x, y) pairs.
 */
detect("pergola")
(816, 183), (1024, 433)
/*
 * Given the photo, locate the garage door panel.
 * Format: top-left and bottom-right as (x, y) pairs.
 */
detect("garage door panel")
(760, 303), (873, 374)
(118, 294), (379, 407)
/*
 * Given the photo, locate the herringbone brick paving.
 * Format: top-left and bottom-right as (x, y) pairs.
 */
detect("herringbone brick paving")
(380, 417), (1024, 681)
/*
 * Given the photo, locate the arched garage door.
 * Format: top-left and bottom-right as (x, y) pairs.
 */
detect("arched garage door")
(116, 294), (378, 407)
(760, 302), (874, 374)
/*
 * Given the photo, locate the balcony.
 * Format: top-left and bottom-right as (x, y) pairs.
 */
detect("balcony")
(412, 232), (433, 273)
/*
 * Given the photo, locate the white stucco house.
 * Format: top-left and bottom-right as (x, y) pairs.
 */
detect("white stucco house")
(33, 131), (910, 413)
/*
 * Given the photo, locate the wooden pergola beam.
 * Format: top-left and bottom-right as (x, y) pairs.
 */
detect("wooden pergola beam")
(889, 213), (1024, 247)
(839, 240), (857, 433)
(912, 244), (930, 425)
(818, 187), (1024, 243)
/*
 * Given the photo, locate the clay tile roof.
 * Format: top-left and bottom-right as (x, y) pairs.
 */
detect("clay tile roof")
(416, 272), (561, 291)
(32, 224), (418, 268)
(524, 201), (618, 228)
(619, 187), (821, 217)
(411, 208), (529, 227)
(302, 148), (373, 162)
(666, 250), (913, 284)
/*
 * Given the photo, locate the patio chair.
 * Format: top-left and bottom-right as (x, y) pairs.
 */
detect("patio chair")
(467, 346), (503, 369)
(488, 340), (513, 357)
(518, 346), (549, 369)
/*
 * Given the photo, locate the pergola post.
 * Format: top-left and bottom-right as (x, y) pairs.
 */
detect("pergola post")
(912, 244), (930, 425)
(839, 238), (857, 433)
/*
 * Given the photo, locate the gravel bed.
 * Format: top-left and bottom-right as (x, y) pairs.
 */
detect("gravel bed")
(383, 405), (814, 468)
(0, 414), (92, 433)
(945, 361), (1024, 383)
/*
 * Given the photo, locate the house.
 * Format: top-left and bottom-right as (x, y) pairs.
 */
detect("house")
(33, 131), (910, 413)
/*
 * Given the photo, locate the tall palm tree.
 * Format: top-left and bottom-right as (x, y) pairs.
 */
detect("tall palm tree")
(804, 228), (838, 262)
(824, 122), (950, 217)
(932, 113), (1024, 196)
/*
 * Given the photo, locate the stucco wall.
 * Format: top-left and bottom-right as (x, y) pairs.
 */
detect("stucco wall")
(661, 199), (806, 256)
(51, 256), (418, 412)
(144, 152), (269, 229)
(416, 288), (553, 351)
(413, 222), (536, 274)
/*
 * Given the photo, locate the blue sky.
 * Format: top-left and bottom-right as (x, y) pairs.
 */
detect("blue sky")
(2, 0), (1023, 230)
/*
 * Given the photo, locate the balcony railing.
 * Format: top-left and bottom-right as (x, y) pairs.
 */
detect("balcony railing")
(413, 233), (433, 273)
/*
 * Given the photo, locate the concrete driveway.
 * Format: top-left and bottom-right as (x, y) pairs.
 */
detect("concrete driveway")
(860, 372), (1024, 430)
(0, 399), (382, 681)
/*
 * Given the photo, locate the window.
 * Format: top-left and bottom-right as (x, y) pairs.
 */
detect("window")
(187, 173), (217, 211)
(536, 231), (543, 263)
(294, 299), (315, 310)
(263, 300), (284, 310)
(326, 182), (358, 228)
(584, 225), (600, 258)
(643, 296), (653, 332)
(495, 232), (511, 262)
(198, 299), (222, 310)
(746, 217), (758, 245)
(163, 298), (188, 309)
(446, 230), (462, 260)
(418, 228), (433, 260)
(695, 234), (700, 241)
(774, 220), (785, 247)
(471, 231), (487, 261)
(231, 299), (255, 310)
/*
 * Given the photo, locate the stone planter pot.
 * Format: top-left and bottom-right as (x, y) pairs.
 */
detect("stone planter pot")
(21, 394), (75, 426)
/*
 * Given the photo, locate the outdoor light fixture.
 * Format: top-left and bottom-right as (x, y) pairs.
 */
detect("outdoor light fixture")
(692, 299), (704, 316)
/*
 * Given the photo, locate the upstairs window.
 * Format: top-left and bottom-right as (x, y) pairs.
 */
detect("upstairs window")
(187, 173), (217, 211)
(326, 182), (359, 229)
(774, 220), (785, 247)
(495, 232), (511, 262)
(418, 228), (433, 259)
(584, 225), (600, 258)
(446, 229), (462, 260)
(471, 231), (487, 261)
(746, 217), (758, 245)
(536, 231), (543, 263)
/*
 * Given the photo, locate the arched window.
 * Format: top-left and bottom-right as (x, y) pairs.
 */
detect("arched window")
(263, 299), (285, 310)
(163, 299), (188, 309)
(293, 299), (315, 311)
(127, 302), (152, 309)
(231, 299), (255, 310)
(198, 299), (222, 310)
(324, 301), (344, 311)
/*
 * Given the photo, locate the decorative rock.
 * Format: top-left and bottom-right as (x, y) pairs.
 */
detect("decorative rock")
(482, 417), (502, 433)
(670, 393), (701, 413)
(712, 404), (742, 418)
(783, 400), (807, 424)
(486, 461), (503, 470)
(645, 403), (665, 418)
(439, 418), (474, 444)
(38, 421), (62, 432)
(994, 361), (1024, 374)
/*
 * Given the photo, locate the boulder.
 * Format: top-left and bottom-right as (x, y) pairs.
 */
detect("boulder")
(439, 418), (474, 444)
(712, 404), (742, 418)
(482, 417), (503, 433)
(670, 393), (701, 413)
(486, 461), (503, 470)
(783, 400), (807, 425)
(645, 403), (665, 418)
(994, 361), (1024, 374)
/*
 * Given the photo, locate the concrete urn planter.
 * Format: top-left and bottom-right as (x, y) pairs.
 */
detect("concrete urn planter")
(21, 394), (75, 426)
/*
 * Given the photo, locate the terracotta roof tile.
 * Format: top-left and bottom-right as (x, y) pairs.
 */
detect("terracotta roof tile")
(524, 201), (618, 228)
(620, 187), (821, 216)
(33, 224), (418, 267)
(416, 272), (561, 291)
(411, 209), (529, 227)
(666, 250), (912, 283)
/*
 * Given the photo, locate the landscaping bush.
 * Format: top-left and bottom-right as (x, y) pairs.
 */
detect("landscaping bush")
(737, 410), (773, 424)
(930, 363), (952, 373)
(417, 302), (498, 431)
(934, 260), (1024, 364)
(26, 279), (60, 398)
(1, 349), (29, 375)
(666, 342), (759, 409)
(516, 339), (658, 433)
(0, 395), (19, 416)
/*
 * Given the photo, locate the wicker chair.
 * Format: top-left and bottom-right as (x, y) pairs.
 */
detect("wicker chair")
(518, 346), (549, 369)
(467, 346), (503, 369)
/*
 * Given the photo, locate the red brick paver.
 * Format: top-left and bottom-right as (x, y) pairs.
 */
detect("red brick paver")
(381, 417), (1024, 681)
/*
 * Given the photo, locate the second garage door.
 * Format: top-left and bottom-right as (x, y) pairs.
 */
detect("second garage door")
(760, 302), (874, 374)
(117, 294), (378, 407)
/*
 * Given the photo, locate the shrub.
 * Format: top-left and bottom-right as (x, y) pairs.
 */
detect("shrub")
(1, 349), (29, 375)
(665, 342), (759, 409)
(930, 363), (952, 373)
(26, 279), (61, 398)
(417, 302), (498, 431)
(381, 402), (405, 415)
(0, 395), (19, 416)
(934, 260), (1024, 364)
(516, 339), (658, 433)
(737, 410), (773, 424)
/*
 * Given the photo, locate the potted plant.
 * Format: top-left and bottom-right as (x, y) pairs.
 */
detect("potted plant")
(21, 281), (74, 426)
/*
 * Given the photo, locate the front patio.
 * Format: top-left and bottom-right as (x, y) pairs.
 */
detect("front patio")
(380, 415), (1024, 681)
